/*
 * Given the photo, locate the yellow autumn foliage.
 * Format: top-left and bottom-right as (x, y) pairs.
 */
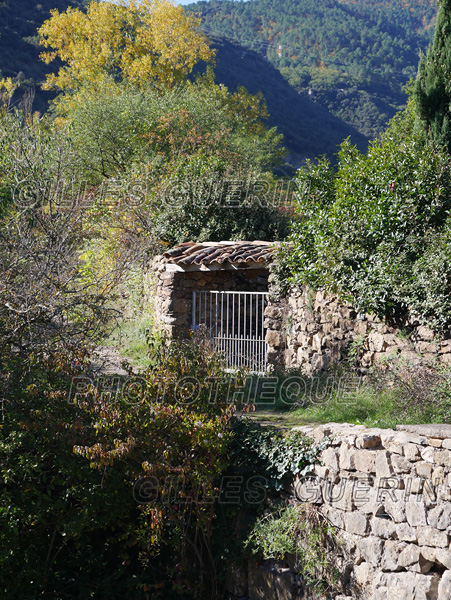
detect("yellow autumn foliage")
(0, 77), (18, 106)
(39, 0), (214, 91)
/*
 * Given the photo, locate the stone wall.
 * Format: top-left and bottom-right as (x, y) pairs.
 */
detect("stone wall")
(151, 255), (268, 339)
(152, 253), (451, 370)
(226, 423), (451, 600)
(264, 283), (451, 374)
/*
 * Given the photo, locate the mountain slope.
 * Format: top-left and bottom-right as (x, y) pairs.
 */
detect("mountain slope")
(0, 0), (87, 111)
(207, 37), (369, 164)
(189, 0), (437, 140)
(0, 0), (438, 160)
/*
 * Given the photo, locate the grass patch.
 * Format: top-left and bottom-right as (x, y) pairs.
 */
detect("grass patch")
(249, 360), (451, 429)
(290, 385), (400, 429)
(103, 321), (451, 429)
(249, 375), (401, 429)
(104, 314), (157, 369)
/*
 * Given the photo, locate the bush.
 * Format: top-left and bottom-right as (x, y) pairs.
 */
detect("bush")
(0, 350), (147, 600)
(0, 332), (240, 599)
(279, 106), (451, 329)
(245, 504), (300, 559)
(245, 503), (339, 594)
(366, 355), (451, 424)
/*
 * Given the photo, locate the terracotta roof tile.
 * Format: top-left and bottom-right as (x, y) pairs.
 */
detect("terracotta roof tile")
(163, 241), (276, 267)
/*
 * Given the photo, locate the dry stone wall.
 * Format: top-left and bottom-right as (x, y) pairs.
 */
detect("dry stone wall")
(151, 255), (268, 339)
(296, 423), (451, 599)
(228, 423), (451, 600)
(264, 282), (451, 374)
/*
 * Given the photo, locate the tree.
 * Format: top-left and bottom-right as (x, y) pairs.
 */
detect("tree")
(38, 0), (214, 92)
(414, 0), (451, 149)
(0, 109), (137, 381)
(58, 74), (284, 181)
(52, 76), (289, 246)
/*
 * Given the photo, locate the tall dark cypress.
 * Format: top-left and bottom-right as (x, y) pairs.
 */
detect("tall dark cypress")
(414, 0), (451, 149)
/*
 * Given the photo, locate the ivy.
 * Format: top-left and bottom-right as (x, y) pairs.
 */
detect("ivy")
(228, 418), (331, 492)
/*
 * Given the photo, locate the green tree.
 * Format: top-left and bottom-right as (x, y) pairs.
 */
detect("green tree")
(414, 0), (451, 149)
(56, 76), (289, 246)
(60, 75), (283, 181)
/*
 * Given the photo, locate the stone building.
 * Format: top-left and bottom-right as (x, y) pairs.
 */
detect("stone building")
(152, 241), (274, 371)
(152, 240), (451, 373)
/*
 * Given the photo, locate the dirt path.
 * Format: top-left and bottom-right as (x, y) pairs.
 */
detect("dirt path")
(90, 345), (139, 376)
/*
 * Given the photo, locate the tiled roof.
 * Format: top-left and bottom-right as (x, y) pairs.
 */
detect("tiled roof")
(162, 241), (276, 267)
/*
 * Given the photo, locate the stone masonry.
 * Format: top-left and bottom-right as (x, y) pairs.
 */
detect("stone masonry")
(264, 283), (451, 374)
(294, 423), (451, 600)
(226, 423), (451, 600)
(152, 255), (268, 339)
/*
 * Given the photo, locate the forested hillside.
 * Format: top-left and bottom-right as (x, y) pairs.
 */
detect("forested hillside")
(0, 0), (438, 160)
(0, 0), (87, 110)
(189, 0), (437, 140)
(206, 37), (369, 163)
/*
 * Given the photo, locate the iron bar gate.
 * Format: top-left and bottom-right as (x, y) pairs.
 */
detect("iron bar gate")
(191, 290), (268, 372)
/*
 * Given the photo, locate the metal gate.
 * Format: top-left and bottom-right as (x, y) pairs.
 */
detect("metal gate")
(191, 290), (268, 372)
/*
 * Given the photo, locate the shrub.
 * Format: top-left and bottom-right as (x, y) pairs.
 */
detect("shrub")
(245, 503), (339, 594)
(279, 108), (451, 329)
(0, 332), (238, 599)
(366, 356), (451, 424)
(0, 350), (146, 600)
